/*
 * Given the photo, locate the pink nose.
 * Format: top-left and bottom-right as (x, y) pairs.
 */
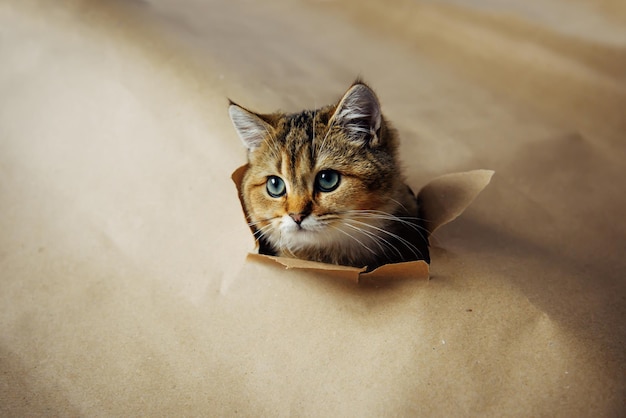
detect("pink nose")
(289, 213), (307, 225)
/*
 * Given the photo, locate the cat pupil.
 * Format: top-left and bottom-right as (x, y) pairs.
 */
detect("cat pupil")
(266, 176), (286, 198)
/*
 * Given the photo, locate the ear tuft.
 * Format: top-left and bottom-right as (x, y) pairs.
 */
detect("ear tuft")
(331, 83), (382, 146)
(228, 103), (272, 151)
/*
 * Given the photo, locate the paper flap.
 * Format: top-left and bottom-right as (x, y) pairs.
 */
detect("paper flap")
(360, 260), (430, 282)
(418, 170), (495, 235)
(247, 253), (366, 282)
(231, 164), (249, 190)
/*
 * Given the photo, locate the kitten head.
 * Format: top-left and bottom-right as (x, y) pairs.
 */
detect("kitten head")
(229, 81), (419, 266)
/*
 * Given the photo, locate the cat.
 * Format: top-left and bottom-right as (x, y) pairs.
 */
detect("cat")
(229, 80), (430, 270)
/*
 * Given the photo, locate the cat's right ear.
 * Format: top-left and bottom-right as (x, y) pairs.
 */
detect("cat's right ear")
(228, 102), (273, 151)
(330, 82), (383, 147)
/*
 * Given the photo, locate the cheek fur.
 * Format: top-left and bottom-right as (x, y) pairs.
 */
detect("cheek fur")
(319, 178), (386, 212)
(244, 182), (285, 223)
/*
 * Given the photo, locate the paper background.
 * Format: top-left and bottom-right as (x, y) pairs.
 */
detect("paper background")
(1, 0), (625, 415)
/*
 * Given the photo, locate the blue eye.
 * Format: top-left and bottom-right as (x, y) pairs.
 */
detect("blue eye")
(266, 176), (286, 198)
(316, 170), (341, 192)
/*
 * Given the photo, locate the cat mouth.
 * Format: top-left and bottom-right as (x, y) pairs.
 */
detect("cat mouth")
(279, 215), (333, 237)
(288, 224), (315, 233)
(283, 222), (326, 235)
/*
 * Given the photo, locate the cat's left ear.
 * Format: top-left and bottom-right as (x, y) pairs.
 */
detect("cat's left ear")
(228, 102), (274, 151)
(331, 82), (382, 146)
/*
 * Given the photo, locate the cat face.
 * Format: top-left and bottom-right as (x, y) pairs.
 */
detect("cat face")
(230, 82), (422, 266)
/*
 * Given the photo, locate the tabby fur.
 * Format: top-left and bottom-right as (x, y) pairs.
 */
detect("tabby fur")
(229, 81), (429, 270)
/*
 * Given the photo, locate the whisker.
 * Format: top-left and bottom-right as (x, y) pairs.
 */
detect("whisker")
(343, 208), (427, 223)
(259, 123), (281, 158)
(329, 224), (377, 256)
(318, 117), (337, 156)
(346, 219), (425, 261)
(357, 212), (436, 247)
(252, 224), (273, 241)
(350, 213), (430, 238)
(311, 107), (316, 159)
(342, 223), (387, 254)
(344, 221), (408, 259)
(251, 222), (272, 233)
(390, 198), (409, 214)
(247, 216), (280, 227)
(343, 222), (403, 259)
(341, 209), (432, 245)
(253, 232), (268, 241)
